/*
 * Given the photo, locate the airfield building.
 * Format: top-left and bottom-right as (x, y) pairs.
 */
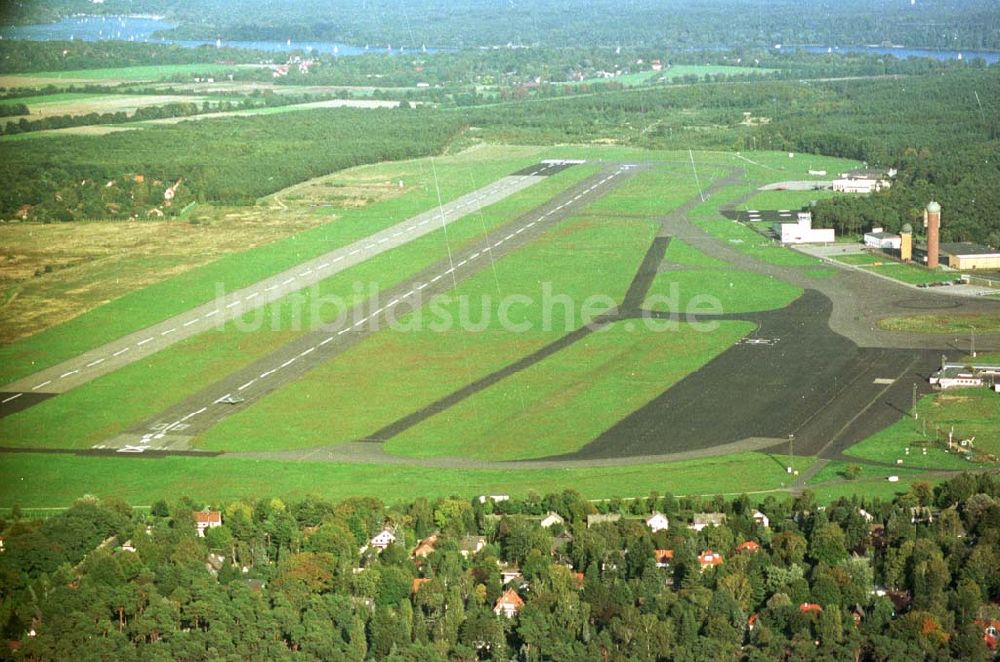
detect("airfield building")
(864, 228), (901, 251)
(773, 212), (835, 244)
(929, 363), (1000, 390)
(939, 242), (1000, 271)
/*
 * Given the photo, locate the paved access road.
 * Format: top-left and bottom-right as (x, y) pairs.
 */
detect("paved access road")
(0, 162), (571, 415)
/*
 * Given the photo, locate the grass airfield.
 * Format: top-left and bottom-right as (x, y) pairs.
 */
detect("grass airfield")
(2, 144), (997, 509)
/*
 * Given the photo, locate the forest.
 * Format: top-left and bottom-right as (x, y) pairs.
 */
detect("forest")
(2, 472), (999, 660)
(0, 106), (459, 221)
(5, 0), (999, 51)
(0, 40), (267, 74)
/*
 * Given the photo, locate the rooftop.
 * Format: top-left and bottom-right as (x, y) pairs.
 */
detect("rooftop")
(939, 242), (1000, 257)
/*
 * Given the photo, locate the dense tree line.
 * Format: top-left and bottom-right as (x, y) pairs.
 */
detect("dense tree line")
(0, 40), (268, 74)
(0, 103), (28, 117)
(460, 68), (999, 245)
(2, 472), (1000, 659)
(0, 106), (460, 221)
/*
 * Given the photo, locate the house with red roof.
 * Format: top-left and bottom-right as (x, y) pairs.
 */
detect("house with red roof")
(494, 588), (525, 618)
(697, 550), (724, 571)
(654, 549), (674, 568)
(194, 511), (222, 537)
(799, 603), (824, 615)
(736, 541), (761, 554)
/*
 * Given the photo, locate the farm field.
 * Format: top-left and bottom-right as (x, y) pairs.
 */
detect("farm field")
(12, 93), (208, 119)
(4, 63), (258, 83)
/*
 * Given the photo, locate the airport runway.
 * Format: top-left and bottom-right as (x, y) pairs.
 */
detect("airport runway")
(0, 161), (571, 416)
(97, 163), (639, 452)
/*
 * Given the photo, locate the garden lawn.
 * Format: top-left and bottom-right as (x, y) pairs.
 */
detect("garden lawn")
(384, 320), (753, 460)
(642, 269), (801, 315)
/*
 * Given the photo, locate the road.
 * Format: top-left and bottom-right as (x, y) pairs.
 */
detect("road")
(0, 161), (571, 415)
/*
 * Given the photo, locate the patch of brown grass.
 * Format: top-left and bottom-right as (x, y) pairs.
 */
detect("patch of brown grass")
(0, 166), (413, 343)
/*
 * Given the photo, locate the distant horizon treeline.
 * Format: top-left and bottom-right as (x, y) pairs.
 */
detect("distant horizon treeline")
(6, 0), (999, 51)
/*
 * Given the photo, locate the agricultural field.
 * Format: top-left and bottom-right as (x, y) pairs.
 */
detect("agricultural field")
(2, 63), (259, 84)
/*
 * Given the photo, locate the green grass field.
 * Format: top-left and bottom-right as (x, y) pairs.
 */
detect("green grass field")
(0, 147), (562, 384)
(694, 216), (820, 267)
(643, 269), (801, 315)
(876, 313), (1000, 334)
(385, 320), (753, 460)
(662, 238), (727, 267)
(833, 253), (882, 265)
(842, 387), (1000, 468)
(12, 63), (252, 82)
(863, 263), (958, 285)
(739, 188), (839, 211)
(0, 165), (600, 450)
(0, 451), (815, 509)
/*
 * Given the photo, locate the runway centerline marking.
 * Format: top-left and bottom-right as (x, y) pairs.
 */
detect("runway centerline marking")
(2, 393), (22, 404)
(32, 380), (52, 390)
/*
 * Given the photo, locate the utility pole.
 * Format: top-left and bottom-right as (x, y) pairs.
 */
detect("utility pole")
(971, 326), (976, 358)
(787, 433), (795, 475)
(912, 383), (918, 420)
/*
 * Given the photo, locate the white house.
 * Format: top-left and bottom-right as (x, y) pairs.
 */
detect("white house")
(194, 511), (222, 537)
(864, 228), (902, 250)
(459, 535), (487, 557)
(370, 528), (396, 551)
(752, 510), (770, 529)
(478, 494), (510, 504)
(689, 513), (727, 532)
(645, 512), (670, 533)
(774, 212), (835, 245)
(540, 512), (565, 528)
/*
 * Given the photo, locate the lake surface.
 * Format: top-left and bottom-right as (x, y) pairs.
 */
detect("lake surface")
(780, 44), (999, 65)
(0, 15), (419, 56)
(2, 16), (996, 63)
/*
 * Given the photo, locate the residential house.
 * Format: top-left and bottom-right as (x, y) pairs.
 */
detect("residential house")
(540, 512), (565, 529)
(736, 541), (761, 554)
(645, 512), (670, 533)
(752, 510), (770, 529)
(194, 511), (222, 537)
(654, 549), (674, 568)
(587, 513), (621, 528)
(499, 565), (522, 585)
(689, 513), (727, 532)
(411, 578), (431, 594)
(120, 540), (136, 553)
(478, 494), (510, 504)
(800, 603), (824, 615)
(976, 619), (1000, 651)
(697, 550), (724, 572)
(412, 534), (438, 559)
(858, 509), (875, 523)
(459, 535), (487, 558)
(910, 506), (934, 524)
(551, 530), (574, 555)
(494, 588), (525, 618)
(370, 528), (396, 551)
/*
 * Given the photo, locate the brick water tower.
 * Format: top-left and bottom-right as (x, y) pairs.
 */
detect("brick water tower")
(924, 201), (941, 268)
